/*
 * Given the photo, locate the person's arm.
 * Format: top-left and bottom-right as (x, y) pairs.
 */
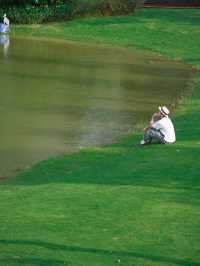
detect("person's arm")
(151, 119), (162, 130)
(143, 112), (160, 132)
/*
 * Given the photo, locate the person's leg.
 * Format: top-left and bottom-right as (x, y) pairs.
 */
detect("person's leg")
(143, 128), (165, 144)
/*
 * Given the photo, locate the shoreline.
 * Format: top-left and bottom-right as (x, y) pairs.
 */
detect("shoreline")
(10, 34), (197, 68)
(1, 36), (196, 181)
(2, 8), (200, 180)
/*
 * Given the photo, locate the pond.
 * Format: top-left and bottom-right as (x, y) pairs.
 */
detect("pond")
(0, 36), (193, 177)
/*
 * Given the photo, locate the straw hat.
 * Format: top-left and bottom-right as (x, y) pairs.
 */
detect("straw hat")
(158, 106), (170, 117)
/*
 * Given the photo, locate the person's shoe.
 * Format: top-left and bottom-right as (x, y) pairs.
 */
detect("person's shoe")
(140, 140), (147, 145)
(134, 140), (148, 148)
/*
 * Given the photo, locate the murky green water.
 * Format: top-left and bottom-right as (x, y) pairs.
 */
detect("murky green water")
(0, 36), (192, 177)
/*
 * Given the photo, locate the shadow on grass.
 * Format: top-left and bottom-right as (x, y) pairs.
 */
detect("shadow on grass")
(141, 8), (200, 26)
(0, 256), (66, 266)
(0, 239), (199, 266)
(77, 9), (200, 27)
(74, 15), (140, 26)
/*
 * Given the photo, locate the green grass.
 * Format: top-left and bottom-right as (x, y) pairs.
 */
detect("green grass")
(0, 8), (200, 266)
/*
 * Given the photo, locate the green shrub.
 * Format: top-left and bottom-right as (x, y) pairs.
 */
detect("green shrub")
(0, 3), (73, 24)
(71, 0), (144, 16)
(0, 0), (144, 24)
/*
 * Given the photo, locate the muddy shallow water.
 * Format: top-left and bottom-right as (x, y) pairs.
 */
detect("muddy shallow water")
(0, 36), (193, 177)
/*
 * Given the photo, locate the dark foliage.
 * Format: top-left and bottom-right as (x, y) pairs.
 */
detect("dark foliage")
(0, 0), (144, 24)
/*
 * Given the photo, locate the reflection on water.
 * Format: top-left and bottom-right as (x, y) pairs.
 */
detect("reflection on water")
(0, 37), (192, 177)
(0, 34), (9, 57)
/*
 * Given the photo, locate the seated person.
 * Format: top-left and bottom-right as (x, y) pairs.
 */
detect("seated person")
(140, 106), (176, 145)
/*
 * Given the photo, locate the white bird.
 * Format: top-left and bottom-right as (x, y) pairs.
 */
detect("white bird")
(0, 14), (9, 33)
(3, 14), (10, 27)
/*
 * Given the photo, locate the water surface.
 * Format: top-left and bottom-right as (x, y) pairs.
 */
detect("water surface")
(0, 37), (192, 177)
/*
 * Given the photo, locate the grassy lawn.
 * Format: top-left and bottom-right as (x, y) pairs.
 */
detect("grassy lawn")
(0, 8), (200, 266)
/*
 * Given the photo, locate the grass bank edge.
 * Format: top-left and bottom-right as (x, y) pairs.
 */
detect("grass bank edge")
(5, 8), (200, 183)
(8, 69), (200, 185)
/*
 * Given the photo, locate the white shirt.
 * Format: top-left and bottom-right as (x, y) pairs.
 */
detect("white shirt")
(153, 116), (176, 143)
